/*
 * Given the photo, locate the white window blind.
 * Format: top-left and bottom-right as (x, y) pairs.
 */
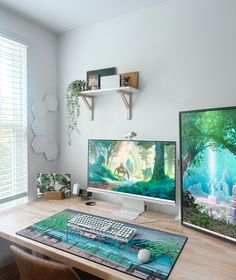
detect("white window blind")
(0, 35), (28, 204)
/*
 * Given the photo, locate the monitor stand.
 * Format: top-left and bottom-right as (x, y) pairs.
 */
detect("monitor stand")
(113, 197), (145, 221)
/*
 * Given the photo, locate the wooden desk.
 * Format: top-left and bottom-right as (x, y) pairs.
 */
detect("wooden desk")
(0, 197), (235, 280)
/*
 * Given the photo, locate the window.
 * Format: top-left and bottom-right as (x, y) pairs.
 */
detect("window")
(0, 35), (28, 204)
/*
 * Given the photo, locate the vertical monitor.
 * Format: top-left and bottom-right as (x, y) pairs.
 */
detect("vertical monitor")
(180, 106), (236, 243)
(87, 140), (176, 204)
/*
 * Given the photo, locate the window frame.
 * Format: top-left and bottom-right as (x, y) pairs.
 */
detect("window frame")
(0, 34), (28, 205)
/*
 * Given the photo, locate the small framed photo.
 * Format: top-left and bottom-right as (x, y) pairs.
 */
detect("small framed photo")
(87, 67), (116, 90)
(88, 74), (99, 90)
(120, 71), (139, 88)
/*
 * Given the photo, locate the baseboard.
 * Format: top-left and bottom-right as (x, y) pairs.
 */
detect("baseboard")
(0, 261), (19, 280)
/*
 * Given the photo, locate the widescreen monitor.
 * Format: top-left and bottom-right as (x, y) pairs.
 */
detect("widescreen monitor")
(87, 139), (176, 205)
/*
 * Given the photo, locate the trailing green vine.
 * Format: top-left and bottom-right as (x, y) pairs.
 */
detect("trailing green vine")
(66, 79), (87, 145)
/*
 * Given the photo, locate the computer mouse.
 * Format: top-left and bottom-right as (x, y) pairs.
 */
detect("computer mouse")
(85, 201), (96, 206)
(138, 249), (151, 264)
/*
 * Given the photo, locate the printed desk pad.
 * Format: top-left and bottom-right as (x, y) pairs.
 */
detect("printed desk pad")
(16, 209), (187, 280)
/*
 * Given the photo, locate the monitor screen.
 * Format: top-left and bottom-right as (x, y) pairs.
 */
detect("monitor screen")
(87, 139), (176, 203)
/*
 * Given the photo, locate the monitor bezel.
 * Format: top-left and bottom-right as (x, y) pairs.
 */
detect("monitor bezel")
(179, 105), (236, 244)
(87, 139), (177, 206)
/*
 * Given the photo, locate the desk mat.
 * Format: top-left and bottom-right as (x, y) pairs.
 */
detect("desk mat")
(16, 209), (187, 280)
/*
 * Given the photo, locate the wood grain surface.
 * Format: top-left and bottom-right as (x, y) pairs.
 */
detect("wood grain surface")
(0, 197), (235, 280)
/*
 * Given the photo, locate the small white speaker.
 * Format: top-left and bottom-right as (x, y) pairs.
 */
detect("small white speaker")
(72, 183), (80, 195)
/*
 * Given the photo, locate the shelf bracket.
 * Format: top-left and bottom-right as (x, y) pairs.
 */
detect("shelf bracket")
(80, 95), (94, 120)
(118, 90), (132, 120)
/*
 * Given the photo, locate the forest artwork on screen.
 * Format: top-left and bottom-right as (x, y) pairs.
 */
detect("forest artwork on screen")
(180, 106), (236, 242)
(88, 140), (176, 202)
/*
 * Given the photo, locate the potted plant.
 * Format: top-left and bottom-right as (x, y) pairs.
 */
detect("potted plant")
(66, 79), (87, 145)
(37, 173), (71, 199)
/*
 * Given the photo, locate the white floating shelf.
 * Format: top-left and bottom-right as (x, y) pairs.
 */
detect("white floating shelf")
(80, 86), (138, 96)
(79, 86), (138, 120)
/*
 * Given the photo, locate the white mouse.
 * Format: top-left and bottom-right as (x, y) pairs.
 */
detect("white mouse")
(137, 249), (151, 264)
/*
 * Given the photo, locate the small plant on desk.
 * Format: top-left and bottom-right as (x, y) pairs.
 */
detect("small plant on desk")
(37, 173), (71, 199)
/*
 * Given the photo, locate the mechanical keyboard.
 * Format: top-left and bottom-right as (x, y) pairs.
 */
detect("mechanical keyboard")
(68, 213), (137, 243)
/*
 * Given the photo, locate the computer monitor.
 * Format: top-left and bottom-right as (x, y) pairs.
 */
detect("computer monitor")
(87, 139), (176, 219)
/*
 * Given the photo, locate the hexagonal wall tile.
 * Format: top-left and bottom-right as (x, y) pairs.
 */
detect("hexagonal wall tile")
(32, 119), (48, 135)
(44, 94), (58, 112)
(32, 136), (48, 153)
(44, 143), (58, 160)
(32, 101), (48, 118)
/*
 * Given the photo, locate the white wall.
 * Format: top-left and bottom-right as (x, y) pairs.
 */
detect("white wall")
(57, 0), (236, 216)
(0, 8), (57, 265)
(0, 0), (236, 267)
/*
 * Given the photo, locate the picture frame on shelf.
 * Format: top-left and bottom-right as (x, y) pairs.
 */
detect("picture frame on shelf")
(179, 106), (236, 243)
(88, 73), (99, 90)
(120, 71), (139, 88)
(86, 67), (116, 90)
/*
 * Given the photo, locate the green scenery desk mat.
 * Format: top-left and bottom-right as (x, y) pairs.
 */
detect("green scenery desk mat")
(16, 209), (187, 280)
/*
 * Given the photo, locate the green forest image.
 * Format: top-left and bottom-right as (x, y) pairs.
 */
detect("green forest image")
(181, 107), (236, 241)
(88, 140), (176, 201)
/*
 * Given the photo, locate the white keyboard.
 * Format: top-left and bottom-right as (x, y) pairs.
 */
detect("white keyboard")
(68, 213), (137, 243)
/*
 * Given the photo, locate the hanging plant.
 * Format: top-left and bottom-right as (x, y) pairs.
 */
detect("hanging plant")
(66, 79), (87, 145)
